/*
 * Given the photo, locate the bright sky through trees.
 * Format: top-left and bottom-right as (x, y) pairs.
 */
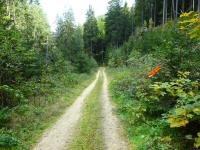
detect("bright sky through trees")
(40, 0), (134, 31)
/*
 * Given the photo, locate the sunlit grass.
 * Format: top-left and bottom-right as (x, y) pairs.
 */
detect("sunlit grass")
(69, 75), (104, 150)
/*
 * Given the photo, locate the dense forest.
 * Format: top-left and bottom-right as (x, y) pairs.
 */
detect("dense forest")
(0, 0), (200, 149)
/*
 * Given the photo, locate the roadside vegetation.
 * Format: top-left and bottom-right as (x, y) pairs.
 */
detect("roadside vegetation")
(1, 73), (95, 150)
(105, 1), (200, 148)
(0, 1), (97, 149)
(108, 10), (200, 150)
(69, 75), (104, 150)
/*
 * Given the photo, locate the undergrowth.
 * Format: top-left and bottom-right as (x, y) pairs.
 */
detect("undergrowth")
(107, 12), (200, 150)
(0, 72), (96, 150)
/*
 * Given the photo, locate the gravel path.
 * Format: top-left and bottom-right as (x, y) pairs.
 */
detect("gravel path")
(101, 69), (130, 150)
(33, 69), (130, 150)
(33, 71), (100, 150)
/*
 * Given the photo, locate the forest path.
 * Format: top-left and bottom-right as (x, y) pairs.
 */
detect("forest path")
(33, 71), (100, 150)
(101, 69), (130, 150)
(33, 68), (130, 150)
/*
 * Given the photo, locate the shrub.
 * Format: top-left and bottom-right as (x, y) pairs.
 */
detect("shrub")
(0, 85), (25, 107)
(108, 48), (127, 67)
(110, 68), (200, 149)
(0, 133), (18, 149)
(145, 72), (200, 148)
(179, 11), (200, 40)
(74, 52), (97, 73)
(0, 108), (11, 126)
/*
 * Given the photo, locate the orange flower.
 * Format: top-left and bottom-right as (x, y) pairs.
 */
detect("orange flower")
(147, 66), (161, 78)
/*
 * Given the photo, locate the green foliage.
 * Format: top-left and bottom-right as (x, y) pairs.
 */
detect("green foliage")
(150, 72), (200, 148)
(108, 15), (200, 149)
(109, 68), (167, 149)
(109, 67), (199, 149)
(105, 0), (133, 47)
(83, 6), (105, 64)
(97, 16), (105, 36)
(114, 22), (200, 78)
(0, 2), (97, 148)
(0, 72), (95, 149)
(56, 9), (75, 61)
(108, 48), (126, 67)
(56, 8), (97, 70)
(0, 85), (25, 107)
(148, 72), (199, 110)
(195, 132), (200, 148)
(0, 131), (18, 148)
(0, 2), (97, 108)
(0, 1), (53, 107)
(74, 52), (97, 73)
(0, 134), (19, 148)
(83, 6), (99, 54)
(0, 108), (11, 126)
(179, 11), (200, 40)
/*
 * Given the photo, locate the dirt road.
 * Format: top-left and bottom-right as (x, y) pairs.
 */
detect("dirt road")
(101, 69), (130, 150)
(33, 71), (100, 150)
(33, 69), (130, 150)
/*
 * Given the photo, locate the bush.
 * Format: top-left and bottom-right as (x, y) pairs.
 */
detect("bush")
(0, 132), (18, 148)
(110, 67), (200, 149)
(108, 48), (126, 67)
(0, 85), (25, 107)
(0, 108), (11, 126)
(74, 52), (97, 73)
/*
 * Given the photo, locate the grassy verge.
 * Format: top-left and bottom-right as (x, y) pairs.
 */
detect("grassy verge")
(106, 68), (161, 150)
(68, 74), (104, 150)
(107, 67), (183, 149)
(106, 68), (137, 149)
(0, 72), (96, 150)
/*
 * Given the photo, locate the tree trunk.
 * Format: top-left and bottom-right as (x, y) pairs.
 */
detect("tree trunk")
(172, 0), (175, 19)
(131, 15), (134, 34)
(6, 0), (10, 17)
(198, 0), (200, 12)
(175, 0), (178, 22)
(192, 0), (195, 11)
(6, 0), (10, 50)
(154, 0), (157, 26)
(45, 36), (49, 66)
(171, 1), (173, 20)
(141, 0), (144, 26)
(90, 40), (93, 57)
(13, 0), (16, 24)
(151, 3), (153, 19)
(165, 0), (168, 22)
(182, 0), (185, 12)
(163, 0), (165, 25)
(163, 0), (167, 25)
